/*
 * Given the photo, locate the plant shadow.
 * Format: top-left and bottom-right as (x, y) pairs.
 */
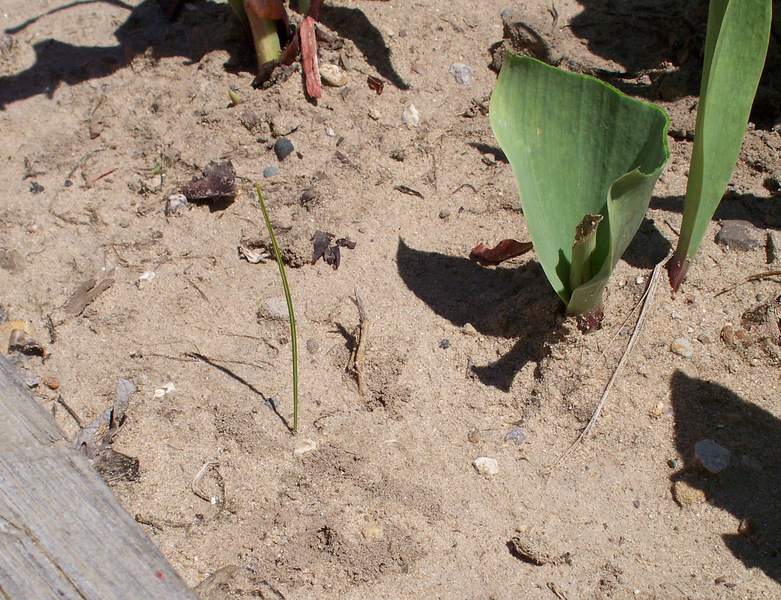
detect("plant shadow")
(623, 216), (672, 269)
(0, 0), (410, 110)
(569, 0), (781, 126)
(0, 0), (240, 110)
(319, 5), (409, 90)
(670, 370), (781, 583)
(467, 142), (508, 164)
(186, 351), (292, 433)
(396, 238), (561, 392)
(651, 192), (781, 232)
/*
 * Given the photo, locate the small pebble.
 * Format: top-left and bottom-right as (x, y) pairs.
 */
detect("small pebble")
(667, 458), (680, 469)
(715, 219), (764, 251)
(671, 480), (706, 507)
(462, 323), (477, 336)
(306, 338), (320, 355)
(43, 376), (60, 390)
(448, 62), (474, 84)
(368, 107), (381, 120)
(270, 116), (297, 137)
(695, 438), (730, 473)
(263, 166), (279, 178)
(153, 382), (176, 399)
(319, 63), (347, 87)
(402, 104), (419, 127)
(671, 338), (693, 358)
(258, 297), (290, 321)
(504, 427), (526, 444)
(633, 500), (641, 509)
(438, 208), (451, 219)
(473, 456), (499, 477)
(439, 339), (451, 349)
(738, 518), (757, 539)
(756, 293), (766, 302)
(293, 439), (317, 456)
(467, 429), (482, 443)
(274, 137), (295, 161)
(361, 523), (384, 542)
(324, 125), (335, 137)
(136, 271), (156, 289)
(697, 333), (712, 345)
(165, 193), (188, 216)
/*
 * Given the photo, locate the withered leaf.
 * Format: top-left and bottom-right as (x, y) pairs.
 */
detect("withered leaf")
(181, 161), (237, 201)
(74, 377), (137, 460)
(312, 230), (334, 263)
(367, 75), (384, 95)
(324, 244), (340, 269)
(470, 239), (534, 266)
(336, 238), (356, 250)
(64, 278), (115, 316)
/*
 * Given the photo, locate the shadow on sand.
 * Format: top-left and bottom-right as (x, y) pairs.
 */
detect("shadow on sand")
(670, 370), (781, 583)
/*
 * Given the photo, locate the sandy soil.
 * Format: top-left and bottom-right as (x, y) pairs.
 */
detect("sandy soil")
(2, 1), (781, 598)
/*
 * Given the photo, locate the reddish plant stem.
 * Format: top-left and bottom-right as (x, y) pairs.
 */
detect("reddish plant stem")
(300, 16), (321, 99)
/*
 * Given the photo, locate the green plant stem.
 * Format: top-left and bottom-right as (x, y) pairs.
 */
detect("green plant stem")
(256, 184), (298, 433)
(569, 214), (603, 294)
(248, 16), (282, 67)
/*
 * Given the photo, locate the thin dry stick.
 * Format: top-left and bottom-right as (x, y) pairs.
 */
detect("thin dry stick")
(352, 290), (369, 396)
(714, 269), (781, 297)
(548, 261), (663, 472)
(191, 460), (224, 507)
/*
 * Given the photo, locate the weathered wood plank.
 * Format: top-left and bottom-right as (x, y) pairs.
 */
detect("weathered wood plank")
(0, 354), (197, 600)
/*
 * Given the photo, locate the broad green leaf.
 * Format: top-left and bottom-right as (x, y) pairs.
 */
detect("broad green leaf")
(670, 0), (771, 289)
(490, 54), (669, 315)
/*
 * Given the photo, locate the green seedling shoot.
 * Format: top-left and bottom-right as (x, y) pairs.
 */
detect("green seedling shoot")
(667, 0), (771, 290)
(228, 0), (286, 71)
(228, 88), (242, 106)
(490, 54), (669, 319)
(256, 184), (299, 433)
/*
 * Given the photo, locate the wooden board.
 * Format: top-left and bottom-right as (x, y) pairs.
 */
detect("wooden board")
(0, 353), (197, 600)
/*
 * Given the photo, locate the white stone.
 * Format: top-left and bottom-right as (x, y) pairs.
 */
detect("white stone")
(402, 104), (419, 127)
(671, 338), (693, 358)
(473, 456), (499, 477)
(293, 439), (318, 456)
(319, 63), (347, 87)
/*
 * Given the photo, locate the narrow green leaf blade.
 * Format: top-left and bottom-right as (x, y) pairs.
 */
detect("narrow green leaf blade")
(675, 0), (771, 269)
(490, 55), (669, 314)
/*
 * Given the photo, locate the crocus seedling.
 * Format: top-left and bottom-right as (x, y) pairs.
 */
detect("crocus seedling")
(228, 0), (288, 71)
(491, 54), (669, 320)
(667, 0), (771, 290)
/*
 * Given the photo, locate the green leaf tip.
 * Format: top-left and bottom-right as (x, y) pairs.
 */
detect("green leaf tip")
(490, 53), (669, 316)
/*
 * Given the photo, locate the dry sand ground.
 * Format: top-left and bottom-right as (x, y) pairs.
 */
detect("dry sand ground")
(1, 1), (781, 598)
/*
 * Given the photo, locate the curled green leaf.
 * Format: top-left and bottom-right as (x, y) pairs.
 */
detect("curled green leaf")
(490, 54), (669, 316)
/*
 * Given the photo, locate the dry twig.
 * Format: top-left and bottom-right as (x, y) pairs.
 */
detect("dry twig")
(714, 270), (781, 297)
(350, 290), (369, 396)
